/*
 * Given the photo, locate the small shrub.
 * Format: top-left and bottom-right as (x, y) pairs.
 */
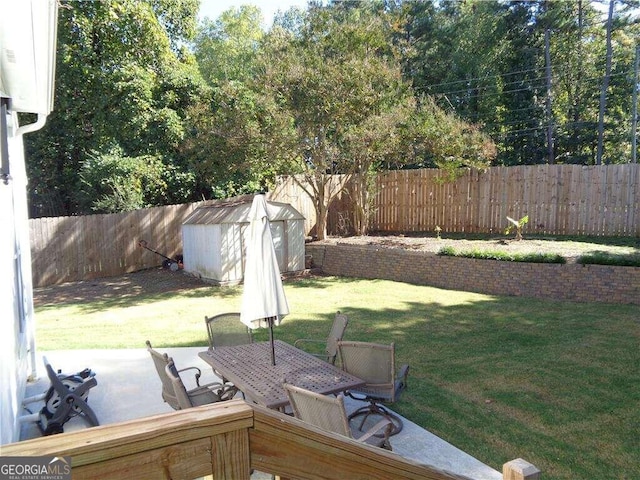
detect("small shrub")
(437, 246), (457, 256)
(577, 252), (640, 267)
(505, 215), (529, 241)
(516, 252), (566, 264)
(437, 247), (566, 264)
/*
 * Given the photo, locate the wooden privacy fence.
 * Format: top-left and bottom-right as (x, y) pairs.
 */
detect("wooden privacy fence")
(29, 164), (639, 287)
(272, 163), (640, 237)
(29, 201), (215, 287)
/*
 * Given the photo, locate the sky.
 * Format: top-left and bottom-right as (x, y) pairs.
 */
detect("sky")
(198, 0), (310, 26)
(198, 1), (640, 27)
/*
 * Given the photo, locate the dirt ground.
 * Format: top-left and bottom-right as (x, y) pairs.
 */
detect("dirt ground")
(34, 234), (636, 307)
(315, 233), (637, 259)
(33, 268), (209, 307)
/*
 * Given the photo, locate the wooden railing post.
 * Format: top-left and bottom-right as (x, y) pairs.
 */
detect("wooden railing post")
(503, 458), (541, 480)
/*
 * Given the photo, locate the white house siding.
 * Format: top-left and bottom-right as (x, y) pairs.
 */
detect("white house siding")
(1, 113), (36, 444)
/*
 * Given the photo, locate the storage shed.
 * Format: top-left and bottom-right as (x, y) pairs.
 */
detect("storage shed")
(182, 196), (306, 285)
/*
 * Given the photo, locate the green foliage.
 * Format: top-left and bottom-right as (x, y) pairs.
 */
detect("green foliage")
(577, 252), (640, 267)
(406, 96), (496, 174)
(194, 5), (264, 86)
(24, 0), (205, 216)
(78, 146), (195, 213)
(256, 5), (419, 238)
(437, 246), (566, 264)
(254, 4), (495, 238)
(182, 80), (293, 198)
(437, 245), (456, 256)
(401, 0), (640, 166)
(23, 0), (640, 219)
(344, 100), (417, 235)
(149, 0), (200, 47)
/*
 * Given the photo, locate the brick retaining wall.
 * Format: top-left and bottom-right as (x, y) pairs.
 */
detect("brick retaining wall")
(305, 243), (640, 305)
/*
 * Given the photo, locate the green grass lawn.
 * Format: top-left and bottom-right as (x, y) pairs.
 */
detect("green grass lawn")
(34, 275), (639, 480)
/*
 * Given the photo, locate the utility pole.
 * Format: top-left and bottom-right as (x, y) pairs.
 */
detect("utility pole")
(596, 0), (614, 165)
(632, 44), (639, 164)
(545, 29), (554, 164)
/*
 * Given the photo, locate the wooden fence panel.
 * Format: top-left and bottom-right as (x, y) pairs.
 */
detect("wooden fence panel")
(278, 164), (639, 239)
(628, 163), (640, 235)
(29, 201), (211, 287)
(30, 164), (639, 287)
(272, 176), (317, 235)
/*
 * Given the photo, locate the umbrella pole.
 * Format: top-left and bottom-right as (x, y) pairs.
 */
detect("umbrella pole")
(268, 317), (276, 366)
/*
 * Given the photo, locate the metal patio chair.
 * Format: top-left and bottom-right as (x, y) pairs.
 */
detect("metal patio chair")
(146, 340), (234, 410)
(337, 341), (409, 436)
(205, 312), (253, 349)
(294, 311), (349, 365)
(204, 313), (252, 397)
(283, 383), (392, 450)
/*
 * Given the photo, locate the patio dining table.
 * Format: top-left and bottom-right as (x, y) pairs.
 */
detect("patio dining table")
(199, 340), (365, 410)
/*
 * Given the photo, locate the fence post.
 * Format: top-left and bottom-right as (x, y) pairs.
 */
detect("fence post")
(503, 458), (541, 480)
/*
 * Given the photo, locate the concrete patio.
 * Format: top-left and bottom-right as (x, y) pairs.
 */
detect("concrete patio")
(19, 347), (502, 480)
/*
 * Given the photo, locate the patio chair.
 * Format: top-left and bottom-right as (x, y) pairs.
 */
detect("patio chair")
(283, 383), (393, 450)
(205, 313), (253, 395)
(146, 340), (235, 410)
(294, 311), (349, 365)
(205, 312), (253, 349)
(164, 359), (226, 409)
(337, 341), (409, 436)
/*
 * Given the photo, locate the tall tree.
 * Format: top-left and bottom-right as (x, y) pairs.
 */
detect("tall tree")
(182, 79), (295, 199)
(24, 0), (206, 216)
(194, 5), (265, 86)
(402, 0), (639, 166)
(537, 0), (639, 165)
(258, 2), (494, 238)
(258, 4), (416, 239)
(186, 5), (287, 199)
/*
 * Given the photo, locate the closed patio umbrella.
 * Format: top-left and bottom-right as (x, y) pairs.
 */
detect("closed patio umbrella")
(240, 194), (289, 365)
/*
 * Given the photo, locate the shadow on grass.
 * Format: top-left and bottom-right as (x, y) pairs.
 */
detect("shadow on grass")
(168, 291), (638, 479)
(37, 273), (639, 480)
(35, 273), (366, 315)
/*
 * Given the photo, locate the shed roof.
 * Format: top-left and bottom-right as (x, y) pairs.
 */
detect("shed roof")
(183, 197), (304, 226)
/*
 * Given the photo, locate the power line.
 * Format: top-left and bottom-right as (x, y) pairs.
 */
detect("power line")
(416, 63), (634, 96)
(422, 69), (633, 103)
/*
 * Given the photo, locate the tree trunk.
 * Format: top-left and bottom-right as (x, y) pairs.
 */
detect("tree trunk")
(315, 201), (328, 240)
(313, 175), (328, 241)
(596, 0), (614, 165)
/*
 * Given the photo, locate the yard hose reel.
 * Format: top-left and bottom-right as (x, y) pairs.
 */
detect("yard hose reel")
(22, 358), (100, 436)
(39, 367), (98, 435)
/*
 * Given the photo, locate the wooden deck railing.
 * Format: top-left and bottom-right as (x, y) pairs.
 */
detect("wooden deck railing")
(1, 400), (539, 480)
